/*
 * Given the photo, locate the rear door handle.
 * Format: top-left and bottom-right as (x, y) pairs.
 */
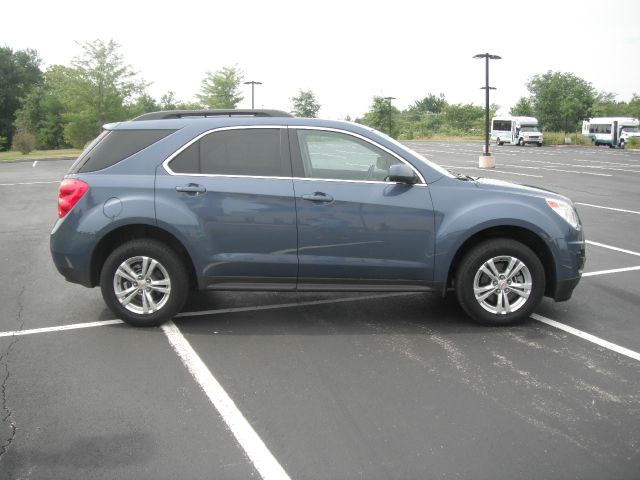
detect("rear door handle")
(176, 184), (206, 194)
(301, 193), (334, 203)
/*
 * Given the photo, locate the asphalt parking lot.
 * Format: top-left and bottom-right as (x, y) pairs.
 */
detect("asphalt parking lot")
(1, 143), (639, 479)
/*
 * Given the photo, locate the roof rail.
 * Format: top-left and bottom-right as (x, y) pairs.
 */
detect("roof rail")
(133, 109), (293, 121)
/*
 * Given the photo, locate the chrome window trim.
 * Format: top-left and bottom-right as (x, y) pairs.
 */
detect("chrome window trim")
(162, 124), (427, 185)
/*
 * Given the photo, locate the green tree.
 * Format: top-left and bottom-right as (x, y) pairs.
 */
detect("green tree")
(625, 94), (640, 118)
(510, 97), (534, 116)
(160, 91), (178, 110)
(63, 39), (148, 147)
(126, 93), (159, 118)
(291, 89), (321, 117)
(15, 81), (66, 149)
(0, 46), (42, 150)
(441, 103), (487, 133)
(357, 96), (400, 137)
(590, 91), (621, 117)
(526, 71), (595, 131)
(410, 93), (447, 115)
(196, 66), (244, 108)
(11, 127), (36, 154)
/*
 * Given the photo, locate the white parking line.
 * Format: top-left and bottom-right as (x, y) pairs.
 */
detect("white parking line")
(0, 181), (59, 186)
(439, 165), (543, 178)
(576, 203), (640, 215)
(586, 240), (640, 257)
(175, 292), (417, 318)
(582, 266), (640, 277)
(0, 294), (416, 338)
(531, 313), (640, 362)
(0, 319), (124, 338)
(162, 321), (291, 480)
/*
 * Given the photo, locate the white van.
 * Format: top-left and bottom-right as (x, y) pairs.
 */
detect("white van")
(491, 116), (543, 147)
(582, 117), (640, 148)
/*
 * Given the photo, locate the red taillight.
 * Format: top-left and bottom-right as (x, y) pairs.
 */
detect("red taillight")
(58, 179), (89, 218)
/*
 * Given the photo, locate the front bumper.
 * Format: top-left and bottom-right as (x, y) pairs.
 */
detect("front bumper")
(552, 242), (585, 302)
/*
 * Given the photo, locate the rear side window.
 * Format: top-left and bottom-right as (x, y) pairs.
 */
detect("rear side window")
(169, 128), (289, 177)
(74, 129), (175, 173)
(492, 120), (511, 131)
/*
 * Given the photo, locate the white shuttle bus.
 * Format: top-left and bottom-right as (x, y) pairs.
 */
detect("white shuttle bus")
(491, 116), (543, 147)
(582, 117), (640, 148)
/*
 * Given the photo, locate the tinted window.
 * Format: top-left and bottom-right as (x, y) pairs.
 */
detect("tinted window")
(169, 141), (200, 174)
(492, 120), (512, 131)
(169, 128), (287, 177)
(589, 124), (611, 134)
(296, 130), (402, 181)
(77, 129), (175, 173)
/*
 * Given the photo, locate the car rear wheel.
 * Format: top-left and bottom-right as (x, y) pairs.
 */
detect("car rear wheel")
(100, 239), (189, 327)
(455, 239), (545, 326)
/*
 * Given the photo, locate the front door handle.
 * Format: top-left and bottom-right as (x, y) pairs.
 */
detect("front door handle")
(176, 183), (206, 194)
(301, 193), (334, 203)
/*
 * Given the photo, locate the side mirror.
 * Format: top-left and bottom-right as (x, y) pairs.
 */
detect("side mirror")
(388, 164), (418, 184)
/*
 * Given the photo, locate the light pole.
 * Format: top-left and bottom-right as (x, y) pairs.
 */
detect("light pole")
(473, 53), (501, 161)
(244, 80), (262, 109)
(383, 96), (396, 136)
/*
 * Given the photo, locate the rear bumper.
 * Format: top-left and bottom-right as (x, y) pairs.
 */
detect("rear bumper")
(51, 251), (94, 287)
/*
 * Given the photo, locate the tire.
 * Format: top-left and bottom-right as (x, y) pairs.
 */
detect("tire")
(518, 138), (525, 146)
(100, 239), (189, 327)
(496, 138), (503, 146)
(620, 140), (625, 149)
(455, 239), (545, 326)
(536, 142), (542, 147)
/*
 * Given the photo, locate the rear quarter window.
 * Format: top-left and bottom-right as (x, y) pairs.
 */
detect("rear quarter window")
(72, 129), (175, 173)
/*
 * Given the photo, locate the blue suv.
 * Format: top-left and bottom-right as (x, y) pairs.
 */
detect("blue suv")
(50, 110), (585, 327)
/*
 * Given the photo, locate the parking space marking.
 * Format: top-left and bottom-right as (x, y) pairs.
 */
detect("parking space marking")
(175, 292), (417, 318)
(582, 266), (640, 277)
(439, 165), (543, 178)
(0, 294), (417, 339)
(531, 313), (640, 362)
(576, 203), (640, 215)
(161, 321), (291, 480)
(586, 240), (640, 257)
(0, 319), (123, 338)
(0, 181), (59, 187)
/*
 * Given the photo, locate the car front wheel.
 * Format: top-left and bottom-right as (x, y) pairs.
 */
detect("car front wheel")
(100, 239), (189, 327)
(455, 239), (545, 326)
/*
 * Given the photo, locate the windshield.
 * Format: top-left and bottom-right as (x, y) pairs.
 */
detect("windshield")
(622, 126), (639, 133)
(520, 125), (539, 132)
(364, 126), (454, 179)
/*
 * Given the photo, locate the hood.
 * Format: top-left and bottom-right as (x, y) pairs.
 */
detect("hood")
(474, 177), (569, 202)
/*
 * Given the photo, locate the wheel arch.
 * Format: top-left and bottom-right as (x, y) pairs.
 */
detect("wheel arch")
(446, 225), (556, 298)
(90, 224), (197, 289)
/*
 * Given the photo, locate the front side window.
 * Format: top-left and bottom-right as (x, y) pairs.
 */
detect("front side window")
(296, 130), (402, 182)
(169, 128), (288, 177)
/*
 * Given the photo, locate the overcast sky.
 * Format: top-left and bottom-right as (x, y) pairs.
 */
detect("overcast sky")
(4, 0), (639, 119)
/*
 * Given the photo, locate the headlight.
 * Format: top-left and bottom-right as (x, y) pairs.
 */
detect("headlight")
(546, 198), (580, 230)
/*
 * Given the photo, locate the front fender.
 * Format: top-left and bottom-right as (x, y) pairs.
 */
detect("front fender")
(430, 181), (570, 283)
